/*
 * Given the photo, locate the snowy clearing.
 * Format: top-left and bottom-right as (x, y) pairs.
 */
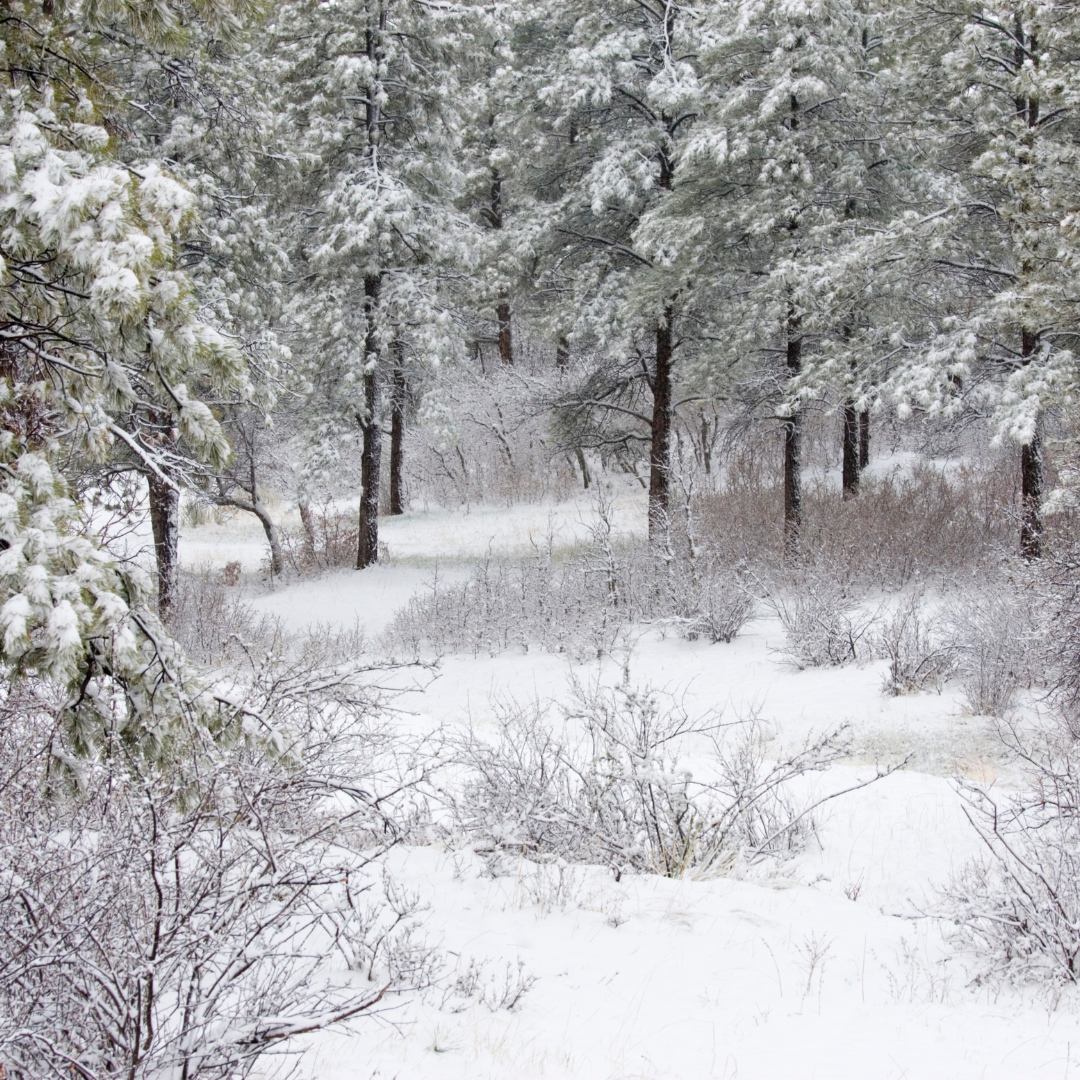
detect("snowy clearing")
(177, 496), (1080, 1080)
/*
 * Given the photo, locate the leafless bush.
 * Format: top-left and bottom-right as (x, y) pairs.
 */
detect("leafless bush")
(875, 590), (957, 695)
(166, 565), (278, 667)
(382, 554), (632, 662)
(694, 461), (1017, 589)
(942, 714), (1080, 987)
(0, 665), (429, 1080)
(447, 679), (853, 879)
(407, 366), (577, 508)
(279, 498), (359, 575)
(381, 501), (755, 662)
(762, 566), (878, 668)
(944, 575), (1041, 717)
(338, 870), (442, 991)
(439, 957), (536, 1014)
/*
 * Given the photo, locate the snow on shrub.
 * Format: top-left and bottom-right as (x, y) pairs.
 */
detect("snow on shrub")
(943, 714), (1080, 987)
(875, 590), (957, 695)
(444, 678), (853, 879)
(0, 652), (430, 1079)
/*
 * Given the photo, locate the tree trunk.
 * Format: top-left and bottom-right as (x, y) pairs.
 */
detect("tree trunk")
(497, 295), (513, 366)
(389, 351), (406, 515)
(556, 335), (570, 370)
(299, 497), (316, 560)
(253, 498), (284, 576)
(1020, 329), (1042, 559)
(574, 445), (590, 489)
(1021, 433), (1043, 560)
(859, 411), (869, 471)
(648, 307), (674, 539)
(148, 472), (179, 618)
(357, 273), (382, 570)
(842, 402), (859, 500)
(783, 328), (803, 552)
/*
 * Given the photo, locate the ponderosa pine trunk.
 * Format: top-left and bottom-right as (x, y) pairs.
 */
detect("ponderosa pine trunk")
(556, 335), (570, 370)
(648, 307), (674, 539)
(783, 326), (803, 552)
(357, 273), (382, 570)
(497, 296), (513, 366)
(842, 402), (859, 499)
(148, 471), (179, 618)
(859, 411), (869, 471)
(1020, 329), (1043, 559)
(389, 350), (406, 516)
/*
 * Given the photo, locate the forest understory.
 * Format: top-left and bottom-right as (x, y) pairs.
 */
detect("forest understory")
(8, 0), (1080, 1077)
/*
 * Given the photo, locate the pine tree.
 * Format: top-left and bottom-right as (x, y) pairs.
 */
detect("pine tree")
(0, 0), (260, 751)
(267, 0), (470, 567)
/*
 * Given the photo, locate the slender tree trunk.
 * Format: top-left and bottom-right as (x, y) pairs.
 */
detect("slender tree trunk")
(148, 472), (179, 618)
(574, 446), (590, 489)
(1020, 328), (1043, 559)
(648, 307), (674, 539)
(859, 411), (869, 471)
(389, 349), (406, 515)
(299, 497), (316, 560)
(842, 402), (859, 499)
(783, 326), (803, 552)
(556, 335), (570, 370)
(496, 295), (513, 366)
(253, 499), (283, 576)
(357, 273), (382, 570)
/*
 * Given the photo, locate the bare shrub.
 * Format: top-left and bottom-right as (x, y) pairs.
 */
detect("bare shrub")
(694, 461), (1017, 589)
(407, 366), (577, 508)
(0, 666), (428, 1080)
(762, 566), (878, 668)
(381, 499), (755, 662)
(447, 678), (853, 879)
(875, 590), (957, 695)
(944, 575), (1041, 717)
(166, 565), (278, 667)
(279, 498), (359, 575)
(942, 714), (1080, 987)
(439, 957), (536, 1014)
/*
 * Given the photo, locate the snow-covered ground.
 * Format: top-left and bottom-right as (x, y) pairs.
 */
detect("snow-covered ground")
(183, 494), (1080, 1080)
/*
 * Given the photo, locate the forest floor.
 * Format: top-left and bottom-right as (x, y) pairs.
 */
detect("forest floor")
(181, 489), (1079, 1080)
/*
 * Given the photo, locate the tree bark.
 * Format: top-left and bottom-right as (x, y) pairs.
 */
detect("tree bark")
(357, 273), (382, 570)
(859, 411), (869, 471)
(1020, 328), (1042, 559)
(842, 402), (859, 499)
(389, 350), (406, 516)
(556, 335), (570, 370)
(783, 326), (803, 552)
(648, 307), (674, 539)
(574, 445), (590, 489)
(496, 295), (513, 366)
(299, 497), (316, 560)
(148, 472), (179, 618)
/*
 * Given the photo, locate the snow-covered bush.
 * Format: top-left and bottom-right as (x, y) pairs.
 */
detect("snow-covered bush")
(875, 591), (956, 695)
(166, 565), (278, 666)
(279, 500), (362, 575)
(406, 365), (578, 508)
(763, 567), (878, 668)
(447, 679), (850, 879)
(693, 462), (1017, 589)
(382, 521), (755, 662)
(0, 653), (428, 1079)
(943, 715), (1080, 987)
(945, 577), (1041, 716)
